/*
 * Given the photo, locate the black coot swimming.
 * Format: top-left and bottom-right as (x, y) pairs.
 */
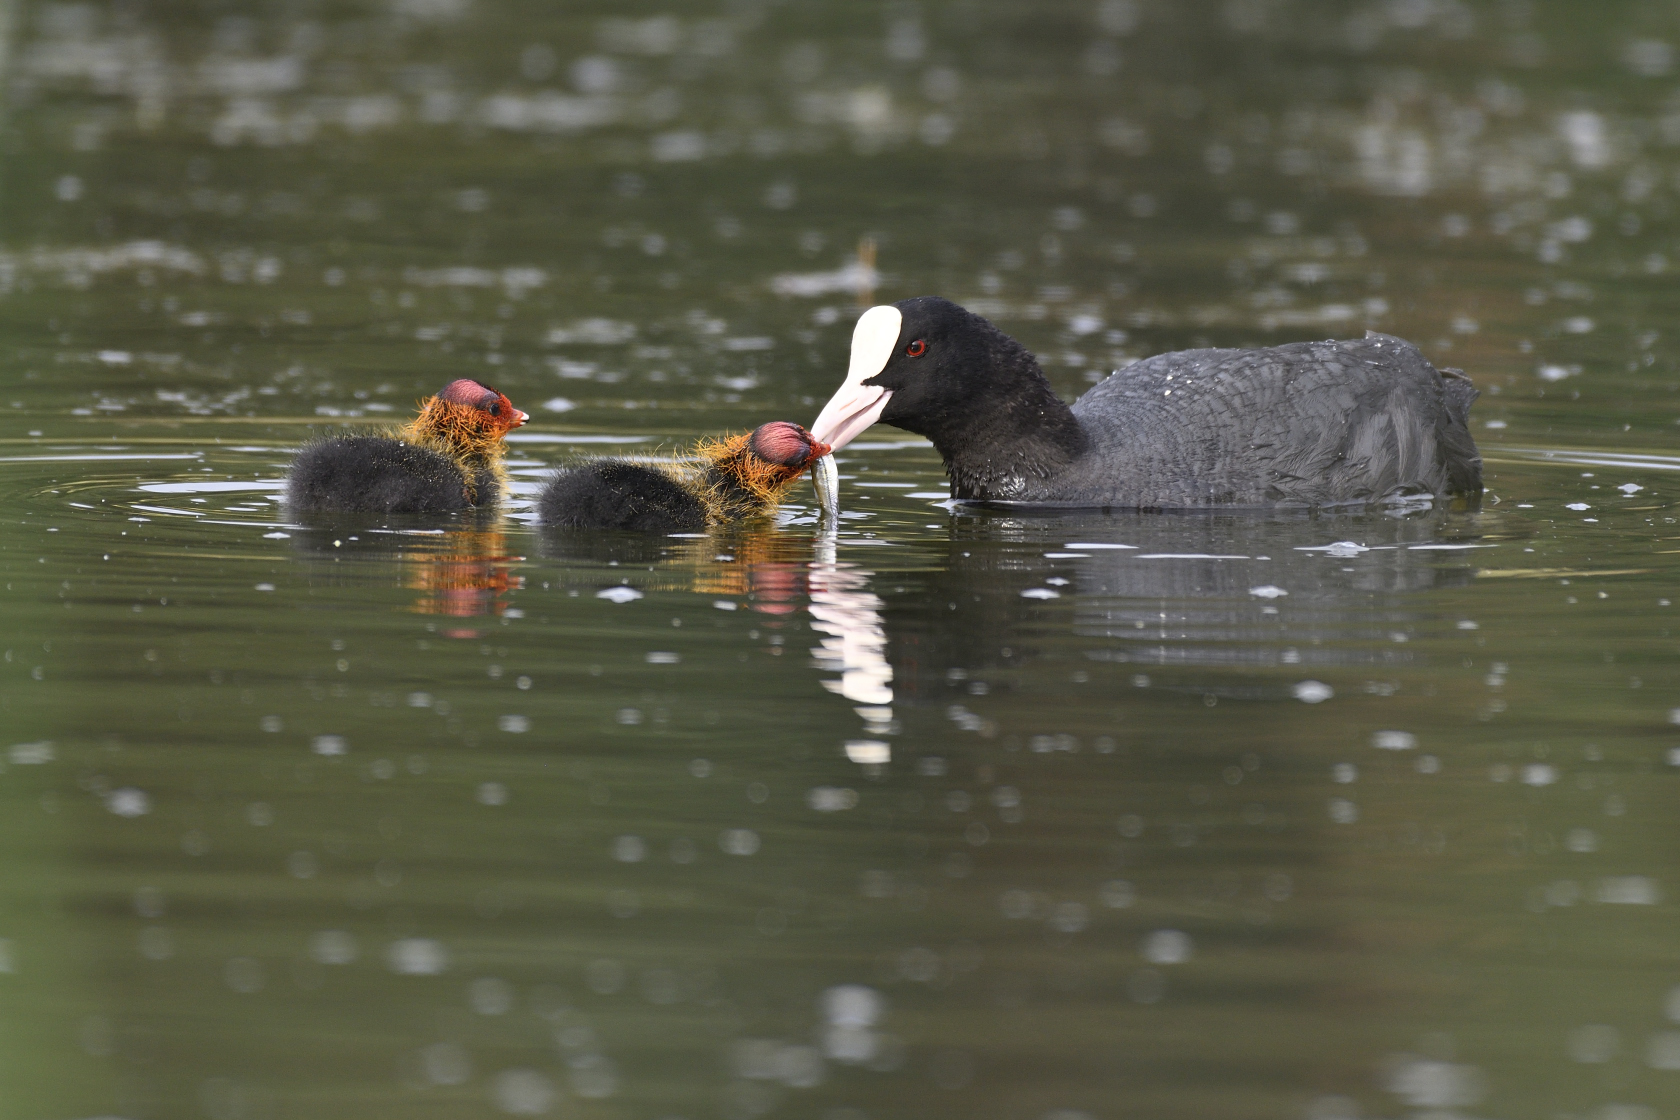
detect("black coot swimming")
(539, 421), (831, 533)
(809, 296), (1482, 508)
(286, 379), (528, 514)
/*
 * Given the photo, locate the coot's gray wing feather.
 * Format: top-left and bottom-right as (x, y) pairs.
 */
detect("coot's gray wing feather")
(1067, 334), (1479, 506)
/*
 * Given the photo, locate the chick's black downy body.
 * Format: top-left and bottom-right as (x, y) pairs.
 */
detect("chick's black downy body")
(285, 379), (528, 515)
(539, 461), (708, 533)
(287, 436), (501, 514)
(540, 422), (829, 533)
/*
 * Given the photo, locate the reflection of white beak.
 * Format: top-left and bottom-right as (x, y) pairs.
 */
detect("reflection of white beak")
(810, 305), (901, 453)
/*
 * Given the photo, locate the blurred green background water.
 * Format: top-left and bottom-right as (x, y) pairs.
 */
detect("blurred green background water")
(2, 2), (1680, 1118)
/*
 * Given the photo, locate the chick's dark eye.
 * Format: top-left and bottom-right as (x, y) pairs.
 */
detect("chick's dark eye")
(906, 339), (927, 358)
(485, 400), (501, 416)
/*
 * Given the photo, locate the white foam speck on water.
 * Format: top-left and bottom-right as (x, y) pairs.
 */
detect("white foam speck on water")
(1136, 553), (1249, 560)
(1408, 543), (1495, 550)
(808, 786), (859, 811)
(770, 260), (880, 298)
(1249, 585), (1288, 598)
(106, 788), (150, 817)
(1597, 876), (1661, 905)
(719, 828), (761, 855)
(845, 741), (890, 764)
(498, 715), (529, 733)
(1021, 588), (1060, 599)
(1141, 929), (1192, 964)
(504, 432), (653, 444)
(387, 938), (449, 975)
(1372, 730), (1416, 750)
(597, 587), (643, 603)
(1566, 502), (1591, 511)
(8, 742), (55, 764)
(1293, 681), (1333, 703)
(1297, 541), (1369, 556)
(138, 480), (286, 493)
(309, 931), (357, 965)
(0, 453), (201, 463)
(312, 735), (346, 756)
(646, 651), (681, 663)
(1503, 448), (1680, 473)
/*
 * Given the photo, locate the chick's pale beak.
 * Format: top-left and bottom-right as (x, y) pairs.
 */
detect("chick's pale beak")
(512, 409), (529, 428)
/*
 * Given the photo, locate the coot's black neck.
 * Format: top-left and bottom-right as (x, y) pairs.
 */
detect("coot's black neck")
(920, 357), (1087, 501)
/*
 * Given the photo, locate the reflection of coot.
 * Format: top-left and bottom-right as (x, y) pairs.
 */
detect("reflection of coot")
(881, 510), (1493, 702)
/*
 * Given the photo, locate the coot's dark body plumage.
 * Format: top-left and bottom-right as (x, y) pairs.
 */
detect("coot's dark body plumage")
(811, 297), (1482, 508)
(540, 422), (829, 533)
(285, 379), (527, 515)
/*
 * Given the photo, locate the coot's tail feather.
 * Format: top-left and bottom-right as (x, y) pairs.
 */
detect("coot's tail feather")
(1436, 367), (1483, 496)
(539, 461), (708, 533)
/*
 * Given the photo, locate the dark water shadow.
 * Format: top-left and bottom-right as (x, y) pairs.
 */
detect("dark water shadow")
(881, 507), (1508, 703)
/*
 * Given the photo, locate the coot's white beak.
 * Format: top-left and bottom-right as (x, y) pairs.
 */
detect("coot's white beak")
(810, 304), (901, 454)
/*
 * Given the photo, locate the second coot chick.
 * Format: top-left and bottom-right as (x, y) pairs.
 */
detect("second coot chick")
(540, 422), (830, 533)
(286, 379), (528, 514)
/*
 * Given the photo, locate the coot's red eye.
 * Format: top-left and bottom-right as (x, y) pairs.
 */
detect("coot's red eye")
(906, 339), (927, 357)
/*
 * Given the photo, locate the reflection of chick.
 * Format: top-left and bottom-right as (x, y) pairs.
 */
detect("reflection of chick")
(286, 379), (528, 514)
(405, 528), (524, 624)
(539, 421), (829, 533)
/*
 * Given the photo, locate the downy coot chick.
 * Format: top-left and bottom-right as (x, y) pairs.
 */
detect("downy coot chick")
(540, 421), (830, 532)
(286, 379), (528, 514)
(810, 297), (1482, 508)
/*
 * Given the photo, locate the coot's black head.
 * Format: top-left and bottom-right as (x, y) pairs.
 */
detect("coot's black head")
(809, 296), (1047, 452)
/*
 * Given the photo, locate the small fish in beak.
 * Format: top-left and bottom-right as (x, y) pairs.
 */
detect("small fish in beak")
(812, 452), (839, 518)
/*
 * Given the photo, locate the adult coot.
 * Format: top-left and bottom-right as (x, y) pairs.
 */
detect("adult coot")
(540, 421), (830, 532)
(810, 297), (1482, 508)
(286, 378), (528, 514)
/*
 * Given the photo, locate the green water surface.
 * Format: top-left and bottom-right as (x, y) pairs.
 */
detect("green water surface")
(2, 3), (1680, 1119)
